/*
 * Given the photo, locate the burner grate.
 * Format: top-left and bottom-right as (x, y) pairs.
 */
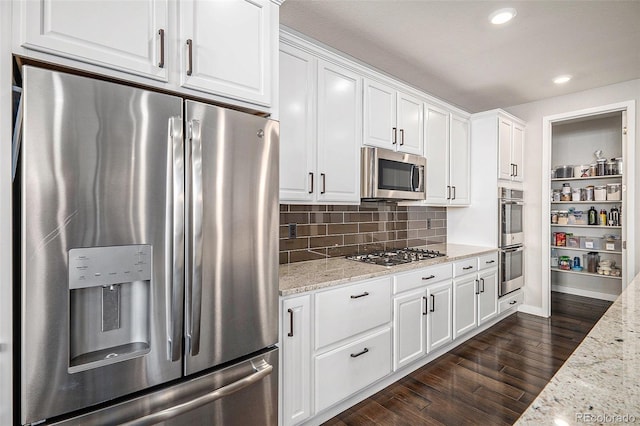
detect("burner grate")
(346, 248), (446, 266)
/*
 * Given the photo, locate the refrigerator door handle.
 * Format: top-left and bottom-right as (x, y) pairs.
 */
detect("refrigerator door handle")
(187, 120), (204, 357)
(168, 116), (185, 362)
(121, 361), (274, 426)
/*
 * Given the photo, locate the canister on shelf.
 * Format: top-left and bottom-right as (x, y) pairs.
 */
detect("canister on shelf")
(571, 188), (581, 201)
(584, 185), (594, 201)
(589, 163), (598, 177)
(583, 252), (599, 273)
(606, 183), (621, 201)
(596, 158), (607, 176)
(551, 210), (559, 224)
(613, 157), (623, 175)
(606, 160), (617, 175)
(557, 210), (569, 225)
(553, 189), (561, 201)
(594, 185), (607, 201)
(559, 256), (571, 270)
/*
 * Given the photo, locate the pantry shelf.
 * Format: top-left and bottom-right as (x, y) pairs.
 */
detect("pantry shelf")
(550, 200), (621, 204)
(550, 224), (622, 229)
(550, 246), (622, 255)
(551, 267), (622, 280)
(551, 175), (622, 182)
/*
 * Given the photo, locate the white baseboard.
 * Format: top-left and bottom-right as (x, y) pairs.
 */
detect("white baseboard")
(517, 303), (547, 317)
(551, 284), (619, 302)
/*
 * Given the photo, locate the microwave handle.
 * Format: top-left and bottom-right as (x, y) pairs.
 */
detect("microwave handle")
(411, 165), (423, 192)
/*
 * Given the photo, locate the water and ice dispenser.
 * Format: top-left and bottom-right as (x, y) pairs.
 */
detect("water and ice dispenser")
(68, 245), (152, 373)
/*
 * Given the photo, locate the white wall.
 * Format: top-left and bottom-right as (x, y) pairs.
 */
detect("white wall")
(506, 79), (640, 312)
(0, 0), (13, 423)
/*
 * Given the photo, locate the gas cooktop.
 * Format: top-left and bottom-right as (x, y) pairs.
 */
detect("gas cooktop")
(346, 248), (446, 267)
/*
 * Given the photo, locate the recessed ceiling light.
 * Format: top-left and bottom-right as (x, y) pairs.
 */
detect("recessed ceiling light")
(553, 75), (572, 84)
(489, 8), (517, 25)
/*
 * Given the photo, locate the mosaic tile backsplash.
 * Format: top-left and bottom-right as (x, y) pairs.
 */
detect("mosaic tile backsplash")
(279, 203), (447, 264)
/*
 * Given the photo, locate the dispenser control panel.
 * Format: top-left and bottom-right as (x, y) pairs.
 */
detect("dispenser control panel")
(68, 245), (152, 289)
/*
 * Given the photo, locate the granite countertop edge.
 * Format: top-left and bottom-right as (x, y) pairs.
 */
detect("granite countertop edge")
(279, 243), (497, 296)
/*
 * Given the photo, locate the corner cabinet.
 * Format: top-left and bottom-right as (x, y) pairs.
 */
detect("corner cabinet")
(424, 105), (470, 206)
(178, 0), (273, 105)
(363, 79), (424, 155)
(279, 40), (362, 204)
(18, 0), (170, 81)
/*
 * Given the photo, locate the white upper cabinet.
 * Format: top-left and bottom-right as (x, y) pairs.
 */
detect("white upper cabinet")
(498, 116), (525, 182)
(316, 60), (362, 203)
(425, 106), (470, 206)
(179, 0), (273, 106)
(20, 0), (169, 81)
(16, 0), (278, 109)
(279, 39), (362, 204)
(364, 79), (423, 155)
(279, 44), (316, 202)
(449, 113), (471, 205)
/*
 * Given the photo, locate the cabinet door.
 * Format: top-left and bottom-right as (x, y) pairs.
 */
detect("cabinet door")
(282, 296), (312, 426)
(363, 79), (396, 149)
(427, 280), (453, 352)
(279, 44), (316, 202)
(498, 118), (513, 181)
(397, 93), (424, 155)
(449, 114), (470, 205)
(393, 289), (427, 370)
(512, 123), (525, 182)
(22, 0), (168, 81)
(453, 275), (477, 338)
(316, 60), (362, 203)
(179, 0), (272, 106)
(477, 268), (498, 326)
(424, 105), (450, 205)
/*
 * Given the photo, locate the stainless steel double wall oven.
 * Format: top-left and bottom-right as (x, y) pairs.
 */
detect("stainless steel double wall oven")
(17, 67), (279, 425)
(498, 188), (525, 296)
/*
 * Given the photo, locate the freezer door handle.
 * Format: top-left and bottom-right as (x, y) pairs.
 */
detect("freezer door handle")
(121, 360), (274, 426)
(168, 116), (185, 362)
(187, 120), (204, 357)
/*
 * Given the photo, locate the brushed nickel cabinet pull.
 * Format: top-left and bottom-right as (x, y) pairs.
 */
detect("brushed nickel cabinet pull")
(350, 348), (369, 358)
(186, 39), (193, 76)
(309, 172), (314, 194)
(287, 308), (294, 337)
(158, 29), (165, 68)
(422, 275), (436, 280)
(350, 291), (369, 299)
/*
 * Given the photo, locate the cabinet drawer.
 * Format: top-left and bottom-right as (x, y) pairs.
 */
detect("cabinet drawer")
(315, 327), (392, 412)
(499, 290), (524, 313)
(453, 258), (478, 277)
(315, 277), (391, 349)
(393, 263), (452, 294)
(478, 252), (498, 270)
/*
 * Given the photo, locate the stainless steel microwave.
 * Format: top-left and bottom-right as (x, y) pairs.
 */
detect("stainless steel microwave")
(361, 147), (426, 201)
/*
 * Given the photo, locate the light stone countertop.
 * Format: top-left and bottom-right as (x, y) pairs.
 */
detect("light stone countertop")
(516, 271), (640, 425)
(279, 243), (496, 296)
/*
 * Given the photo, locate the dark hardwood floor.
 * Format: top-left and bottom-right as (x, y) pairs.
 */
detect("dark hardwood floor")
(323, 292), (613, 426)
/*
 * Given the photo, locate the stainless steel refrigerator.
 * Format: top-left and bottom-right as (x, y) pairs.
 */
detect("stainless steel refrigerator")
(18, 66), (279, 425)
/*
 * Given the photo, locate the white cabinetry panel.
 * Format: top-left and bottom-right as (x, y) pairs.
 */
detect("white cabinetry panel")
(424, 105), (450, 205)
(393, 289), (427, 370)
(22, 0), (169, 80)
(427, 280), (453, 352)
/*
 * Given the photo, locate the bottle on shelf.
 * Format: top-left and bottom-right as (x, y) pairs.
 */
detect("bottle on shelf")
(588, 206), (597, 225)
(599, 209), (607, 226)
(609, 206), (620, 226)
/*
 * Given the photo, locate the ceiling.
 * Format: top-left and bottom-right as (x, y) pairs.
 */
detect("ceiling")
(280, 0), (640, 113)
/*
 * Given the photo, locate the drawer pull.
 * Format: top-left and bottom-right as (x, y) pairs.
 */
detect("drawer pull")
(422, 275), (436, 280)
(350, 292), (369, 299)
(287, 308), (294, 337)
(485, 260), (495, 264)
(350, 348), (369, 358)
(509, 300), (517, 305)
(462, 266), (473, 270)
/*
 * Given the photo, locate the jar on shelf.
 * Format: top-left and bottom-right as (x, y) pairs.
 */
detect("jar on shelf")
(613, 157), (623, 175)
(583, 252), (599, 273)
(589, 163), (598, 177)
(596, 158), (607, 176)
(584, 185), (594, 201)
(571, 188), (581, 201)
(606, 160), (617, 175)
(559, 256), (571, 270)
(594, 185), (607, 201)
(552, 189), (561, 201)
(557, 211), (569, 225)
(606, 183), (621, 201)
(551, 210), (559, 224)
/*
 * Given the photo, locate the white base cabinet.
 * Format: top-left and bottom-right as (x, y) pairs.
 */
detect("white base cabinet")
(281, 295), (312, 426)
(280, 252), (501, 425)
